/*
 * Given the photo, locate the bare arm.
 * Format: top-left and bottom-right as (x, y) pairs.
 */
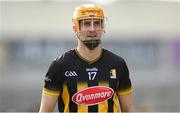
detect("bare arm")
(118, 93), (136, 112)
(39, 93), (59, 112)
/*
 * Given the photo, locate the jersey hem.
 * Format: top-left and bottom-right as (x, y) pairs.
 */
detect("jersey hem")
(42, 88), (60, 96)
(117, 87), (133, 95)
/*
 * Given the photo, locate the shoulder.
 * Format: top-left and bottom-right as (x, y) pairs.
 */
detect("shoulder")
(103, 48), (126, 64)
(51, 49), (75, 66)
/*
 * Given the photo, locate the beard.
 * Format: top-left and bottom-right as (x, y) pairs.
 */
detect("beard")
(82, 39), (101, 50)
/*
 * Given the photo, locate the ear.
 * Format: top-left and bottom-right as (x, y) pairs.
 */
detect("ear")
(73, 25), (77, 33)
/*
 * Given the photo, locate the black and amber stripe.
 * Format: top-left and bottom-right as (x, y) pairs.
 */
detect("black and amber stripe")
(42, 88), (60, 96)
(62, 84), (70, 112)
(77, 82), (88, 112)
(88, 80), (98, 112)
(98, 82), (109, 112)
(117, 87), (133, 96)
(67, 82), (78, 112)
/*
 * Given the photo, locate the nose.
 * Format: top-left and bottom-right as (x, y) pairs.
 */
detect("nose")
(89, 22), (95, 31)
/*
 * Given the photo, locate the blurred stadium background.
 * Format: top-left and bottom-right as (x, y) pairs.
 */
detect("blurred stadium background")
(0, 0), (180, 112)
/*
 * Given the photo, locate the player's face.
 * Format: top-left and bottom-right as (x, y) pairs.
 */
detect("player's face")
(78, 19), (104, 41)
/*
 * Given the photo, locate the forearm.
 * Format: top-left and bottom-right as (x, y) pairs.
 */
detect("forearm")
(121, 104), (136, 112)
(39, 104), (55, 112)
(39, 93), (58, 113)
(118, 93), (136, 112)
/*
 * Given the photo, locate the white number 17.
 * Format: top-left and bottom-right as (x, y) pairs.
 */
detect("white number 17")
(88, 72), (97, 80)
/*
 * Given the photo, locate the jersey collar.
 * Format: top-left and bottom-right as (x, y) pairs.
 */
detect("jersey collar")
(74, 48), (103, 65)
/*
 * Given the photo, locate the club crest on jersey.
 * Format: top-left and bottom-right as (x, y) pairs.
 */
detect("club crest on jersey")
(72, 86), (114, 106)
(44, 77), (51, 82)
(110, 69), (116, 79)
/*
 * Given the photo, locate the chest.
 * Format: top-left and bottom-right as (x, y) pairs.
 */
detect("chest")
(62, 63), (120, 91)
(59, 58), (122, 106)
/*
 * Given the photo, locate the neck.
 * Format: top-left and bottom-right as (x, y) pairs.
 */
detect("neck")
(76, 44), (102, 62)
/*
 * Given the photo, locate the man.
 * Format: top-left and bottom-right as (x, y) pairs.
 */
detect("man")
(39, 4), (135, 112)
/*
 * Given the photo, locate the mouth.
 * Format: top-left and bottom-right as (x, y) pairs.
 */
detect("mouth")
(87, 35), (97, 38)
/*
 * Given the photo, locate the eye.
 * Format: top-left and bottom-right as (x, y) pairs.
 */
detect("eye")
(94, 20), (100, 26)
(84, 21), (91, 27)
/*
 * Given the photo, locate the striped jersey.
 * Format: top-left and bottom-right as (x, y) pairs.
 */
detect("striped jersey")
(43, 48), (133, 112)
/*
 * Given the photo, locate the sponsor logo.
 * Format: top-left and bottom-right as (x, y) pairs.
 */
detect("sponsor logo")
(65, 71), (78, 77)
(86, 67), (98, 72)
(72, 86), (114, 106)
(110, 69), (116, 79)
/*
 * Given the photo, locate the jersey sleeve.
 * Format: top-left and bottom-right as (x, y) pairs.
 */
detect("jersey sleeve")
(116, 59), (133, 95)
(43, 58), (63, 96)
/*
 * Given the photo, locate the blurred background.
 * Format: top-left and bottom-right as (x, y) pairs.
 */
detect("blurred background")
(0, 0), (180, 112)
